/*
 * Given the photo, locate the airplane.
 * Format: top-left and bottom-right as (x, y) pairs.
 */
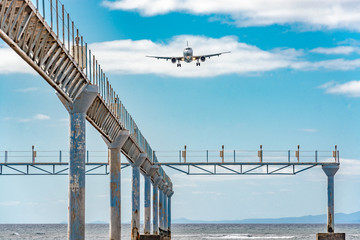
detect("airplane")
(146, 42), (230, 67)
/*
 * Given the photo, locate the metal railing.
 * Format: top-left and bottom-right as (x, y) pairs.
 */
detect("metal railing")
(28, 0), (155, 161)
(154, 146), (340, 164)
(0, 147), (339, 165)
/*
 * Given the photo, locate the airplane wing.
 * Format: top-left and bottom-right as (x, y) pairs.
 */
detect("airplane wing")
(146, 56), (184, 61)
(193, 51), (231, 60)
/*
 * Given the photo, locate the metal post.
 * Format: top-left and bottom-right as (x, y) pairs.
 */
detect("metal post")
(42, 0), (45, 18)
(288, 150), (290, 163)
(57, 85), (97, 240)
(5, 151), (8, 163)
(102, 131), (129, 240)
(32, 145), (35, 163)
(56, 0), (58, 36)
(50, 0), (53, 29)
(153, 183), (159, 235)
(144, 175), (151, 234)
(59, 150), (62, 163)
(322, 165), (339, 233)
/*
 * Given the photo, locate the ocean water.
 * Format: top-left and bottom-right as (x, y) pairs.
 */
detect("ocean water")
(0, 224), (359, 240)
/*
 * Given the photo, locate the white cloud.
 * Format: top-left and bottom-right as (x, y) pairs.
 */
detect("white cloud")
(337, 158), (360, 180)
(320, 80), (360, 97)
(294, 58), (360, 71)
(0, 201), (21, 206)
(102, 0), (360, 31)
(14, 87), (38, 93)
(0, 46), (34, 74)
(310, 46), (360, 55)
(15, 114), (51, 123)
(33, 114), (51, 120)
(299, 128), (319, 132)
(89, 35), (300, 77)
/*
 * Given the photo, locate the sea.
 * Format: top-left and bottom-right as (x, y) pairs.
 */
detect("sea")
(0, 224), (359, 239)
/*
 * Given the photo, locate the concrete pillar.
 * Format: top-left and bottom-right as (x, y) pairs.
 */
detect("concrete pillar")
(164, 194), (168, 233)
(131, 153), (147, 240)
(167, 194), (172, 233)
(102, 131), (129, 240)
(144, 175), (151, 234)
(58, 85), (98, 240)
(159, 190), (164, 232)
(152, 183), (159, 235)
(322, 165), (339, 233)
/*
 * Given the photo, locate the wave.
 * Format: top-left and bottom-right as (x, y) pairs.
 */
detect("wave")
(204, 234), (295, 239)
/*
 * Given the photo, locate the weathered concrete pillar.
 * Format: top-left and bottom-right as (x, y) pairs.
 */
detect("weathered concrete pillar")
(131, 153), (147, 240)
(167, 197), (171, 232)
(102, 131), (129, 240)
(316, 164), (345, 240)
(167, 191), (174, 235)
(58, 85), (98, 240)
(152, 183), (159, 235)
(152, 176), (162, 235)
(144, 175), (151, 235)
(158, 189), (164, 232)
(322, 165), (339, 233)
(164, 194), (168, 233)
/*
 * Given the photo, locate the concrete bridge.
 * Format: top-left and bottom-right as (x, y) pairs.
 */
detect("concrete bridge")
(0, 0), (344, 239)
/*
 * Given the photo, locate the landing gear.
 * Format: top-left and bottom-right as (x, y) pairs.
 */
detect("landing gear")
(177, 63), (181, 67)
(196, 62), (201, 66)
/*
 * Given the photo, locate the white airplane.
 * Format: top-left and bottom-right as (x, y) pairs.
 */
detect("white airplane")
(146, 42), (230, 67)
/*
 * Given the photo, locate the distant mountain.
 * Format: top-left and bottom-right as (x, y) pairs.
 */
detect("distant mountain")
(88, 221), (108, 224)
(173, 211), (360, 224)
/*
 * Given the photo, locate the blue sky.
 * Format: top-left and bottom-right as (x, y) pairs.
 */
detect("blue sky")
(1, 0), (360, 225)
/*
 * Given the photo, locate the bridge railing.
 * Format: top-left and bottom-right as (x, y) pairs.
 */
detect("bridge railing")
(0, 150), (108, 164)
(0, 149), (339, 165)
(154, 149), (339, 164)
(27, 0), (155, 162)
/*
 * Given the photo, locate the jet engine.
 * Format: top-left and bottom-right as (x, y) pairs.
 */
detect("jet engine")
(171, 58), (177, 64)
(200, 56), (206, 62)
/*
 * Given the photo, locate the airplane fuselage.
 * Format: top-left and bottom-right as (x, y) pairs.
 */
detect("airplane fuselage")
(183, 47), (193, 63)
(146, 43), (230, 67)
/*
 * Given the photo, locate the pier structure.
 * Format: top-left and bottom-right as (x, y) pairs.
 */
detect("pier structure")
(0, 147), (343, 239)
(0, 0), (174, 239)
(0, 0), (345, 239)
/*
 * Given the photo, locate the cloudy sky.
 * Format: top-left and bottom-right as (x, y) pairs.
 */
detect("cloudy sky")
(1, 0), (360, 226)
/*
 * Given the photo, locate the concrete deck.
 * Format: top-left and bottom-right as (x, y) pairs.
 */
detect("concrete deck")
(316, 233), (345, 240)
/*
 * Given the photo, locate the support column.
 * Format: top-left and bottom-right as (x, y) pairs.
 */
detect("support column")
(152, 183), (159, 235)
(58, 85), (98, 240)
(164, 194), (168, 234)
(158, 189), (164, 233)
(167, 191), (174, 236)
(316, 164), (345, 240)
(323, 165), (339, 233)
(102, 131), (129, 240)
(131, 153), (147, 240)
(144, 175), (151, 235)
